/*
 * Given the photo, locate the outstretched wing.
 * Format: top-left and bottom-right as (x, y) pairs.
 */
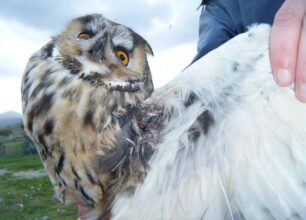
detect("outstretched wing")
(112, 25), (306, 220)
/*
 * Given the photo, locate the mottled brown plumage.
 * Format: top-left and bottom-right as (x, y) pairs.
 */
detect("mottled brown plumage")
(21, 14), (157, 219)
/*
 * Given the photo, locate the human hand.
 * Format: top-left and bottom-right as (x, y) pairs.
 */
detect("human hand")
(269, 0), (306, 102)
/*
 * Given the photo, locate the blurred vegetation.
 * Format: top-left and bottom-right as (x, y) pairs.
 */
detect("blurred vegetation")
(0, 124), (36, 157)
(0, 155), (78, 220)
(0, 125), (78, 219)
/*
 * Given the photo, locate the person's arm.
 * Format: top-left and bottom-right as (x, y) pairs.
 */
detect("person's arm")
(269, 0), (306, 102)
(192, 1), (241, 63)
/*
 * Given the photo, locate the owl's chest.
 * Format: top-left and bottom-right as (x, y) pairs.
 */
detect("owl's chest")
(44, 149), (108, 208)
(38, 119), (117, 207)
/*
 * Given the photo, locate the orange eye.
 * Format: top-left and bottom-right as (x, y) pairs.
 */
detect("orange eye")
(78, 32), (91, 39)
(116, 50), (129, 66)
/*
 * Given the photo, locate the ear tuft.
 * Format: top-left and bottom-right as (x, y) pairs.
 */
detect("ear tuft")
(145, 43), (154, 56)
(129, 28), (154, 56)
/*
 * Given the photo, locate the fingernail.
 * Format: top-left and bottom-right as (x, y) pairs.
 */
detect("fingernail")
(299, 84), (306, 101)
(276, 69), (292, 85)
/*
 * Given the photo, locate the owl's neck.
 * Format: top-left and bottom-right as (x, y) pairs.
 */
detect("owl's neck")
(95, 102), (164, 206)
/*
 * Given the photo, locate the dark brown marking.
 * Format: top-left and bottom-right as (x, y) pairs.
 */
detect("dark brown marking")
(79, 185), (96, 207)
(59, 175), (67, 187)
(184, 92), (198, 107)
(197, 110), (214, 134)
(41, 69), (54, 84)
(62, 89), (78, 101)
(138, 142), (154, 168)
(83, 109), (95, 129)
(55, 152), (65, 174)
(31, 84), (45, 99)
(78, 15), (95, 25)
(86, 170), (96, 185)
(82, 73), (101, 86)
(74, 179), (79, 189)
(42, 41), (54, 58)
(30, 68), (55, 99)
(71, 166), (81, 180)
(44, 119), (54, 135)
(61, 56), (82, 75)
(188, 126), (201, 142)
(83, 164), (97, 185)
(27, 113), (34, 132)
(38, 134), (51, 157)
(39, 149), (47, 161)
(97, 180), (105, 196)
(58, 76), (73, 87)
(22, 83), (32, 100)
(24, 63), (38, 80)
(89, 37), (107, 60)
(79, 73), (85, 79)
(30, 93), (54, 117)
(23, 64), (38, 102)
(97, 143), (129, 172)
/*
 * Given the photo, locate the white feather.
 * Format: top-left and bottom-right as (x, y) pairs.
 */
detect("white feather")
(76, 56), (110, 74)
(111, 24), (306, 220)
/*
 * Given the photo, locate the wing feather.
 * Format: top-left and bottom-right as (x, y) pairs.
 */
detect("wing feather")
(112, 25), (306, 220)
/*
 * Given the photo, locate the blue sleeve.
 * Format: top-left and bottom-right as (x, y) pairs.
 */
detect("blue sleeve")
(192, 0), (284, 64)
(192, 1), (242, 63)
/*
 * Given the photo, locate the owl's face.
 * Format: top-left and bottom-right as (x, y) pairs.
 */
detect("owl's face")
(56, 14), (154, 98)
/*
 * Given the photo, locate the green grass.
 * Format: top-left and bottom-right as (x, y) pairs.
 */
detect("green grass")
(0, 155), (78, 220)
(0, 155), (43, 171)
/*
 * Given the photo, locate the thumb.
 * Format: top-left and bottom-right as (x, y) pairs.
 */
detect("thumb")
(269, 0), (305, 86)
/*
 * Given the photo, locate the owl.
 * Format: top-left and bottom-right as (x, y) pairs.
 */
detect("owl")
(22, 14), (306, 220)
(22, 14), (154, 218)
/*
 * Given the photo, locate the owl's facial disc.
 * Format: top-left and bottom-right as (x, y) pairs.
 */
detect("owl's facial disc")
(85, 32), (130, 68)
(58, 14), (154, 96)
(87, 35), (108, 63)
(76, 33), (146, 92)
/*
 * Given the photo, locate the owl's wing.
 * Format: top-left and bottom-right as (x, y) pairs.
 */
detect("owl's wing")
(112, 24), (306, 220)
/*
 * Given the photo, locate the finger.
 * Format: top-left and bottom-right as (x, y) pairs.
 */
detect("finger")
(295, 15), (306, 102)
(269, 0), (305, 86)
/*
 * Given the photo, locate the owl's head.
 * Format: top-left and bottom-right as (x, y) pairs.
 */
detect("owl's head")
(54, 14), (154, 98)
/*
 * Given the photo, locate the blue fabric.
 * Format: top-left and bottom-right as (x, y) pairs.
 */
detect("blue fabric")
(192, 0), (284, 63)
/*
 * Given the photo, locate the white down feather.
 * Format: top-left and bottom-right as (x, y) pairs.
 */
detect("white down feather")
(111, 24), (306, 220)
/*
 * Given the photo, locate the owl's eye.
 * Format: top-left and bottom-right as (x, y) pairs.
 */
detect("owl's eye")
(78, 32), (93, 40)
(116, 50), (129, 66)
